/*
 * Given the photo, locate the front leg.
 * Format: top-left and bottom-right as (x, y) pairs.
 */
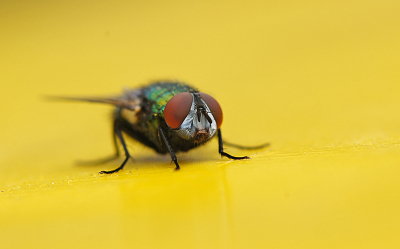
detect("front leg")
(159, 127), (180, 170)
(218, 129), (249, 160)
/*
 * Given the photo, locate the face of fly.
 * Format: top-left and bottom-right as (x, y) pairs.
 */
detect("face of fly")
(163, 92), (223, 144)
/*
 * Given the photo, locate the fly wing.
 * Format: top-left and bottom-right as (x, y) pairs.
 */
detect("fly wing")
(45, 95), (140, 111)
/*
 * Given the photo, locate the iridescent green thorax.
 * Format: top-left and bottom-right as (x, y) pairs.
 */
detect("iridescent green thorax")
(121, 82), (199, 152)
(143, 82), (198, 117)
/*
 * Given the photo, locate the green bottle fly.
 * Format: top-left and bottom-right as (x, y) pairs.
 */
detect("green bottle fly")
(53, 81), (268, 173)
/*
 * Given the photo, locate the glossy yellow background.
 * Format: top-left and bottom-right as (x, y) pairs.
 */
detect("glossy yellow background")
(1, 1), (400, 248)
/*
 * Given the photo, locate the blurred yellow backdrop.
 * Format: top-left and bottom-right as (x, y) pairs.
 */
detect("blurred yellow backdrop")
(1, 0), (400, 248)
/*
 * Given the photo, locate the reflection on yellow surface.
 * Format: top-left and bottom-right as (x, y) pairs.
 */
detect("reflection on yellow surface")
(1, 1), (400, 248)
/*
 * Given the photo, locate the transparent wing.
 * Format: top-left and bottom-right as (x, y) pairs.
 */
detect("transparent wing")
(44, 95), (140, 111)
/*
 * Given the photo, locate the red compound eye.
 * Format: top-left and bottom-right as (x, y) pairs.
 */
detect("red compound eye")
(164, 92), (193, 129)
(199, 93), (223, 129)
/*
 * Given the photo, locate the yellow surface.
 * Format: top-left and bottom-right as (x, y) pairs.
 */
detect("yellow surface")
(1, 1), (400, 248)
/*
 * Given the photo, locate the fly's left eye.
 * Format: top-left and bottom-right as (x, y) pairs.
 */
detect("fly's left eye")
(199, 93), (223, 129)
(164, 92), (193, 129)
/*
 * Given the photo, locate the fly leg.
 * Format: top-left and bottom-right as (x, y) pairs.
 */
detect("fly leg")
(218, 129), (250, 160)
(159, 127), (180, 170)
(223, 141), (270, 150)
(100, 120), (131, 174)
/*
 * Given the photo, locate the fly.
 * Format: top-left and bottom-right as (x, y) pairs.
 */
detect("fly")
(51, 81), (269, 174)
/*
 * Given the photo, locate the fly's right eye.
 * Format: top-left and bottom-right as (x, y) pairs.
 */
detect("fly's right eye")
(164, 92), (193, 129)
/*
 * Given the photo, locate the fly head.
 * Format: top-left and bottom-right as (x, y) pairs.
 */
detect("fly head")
(163, 92), (223, 144)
